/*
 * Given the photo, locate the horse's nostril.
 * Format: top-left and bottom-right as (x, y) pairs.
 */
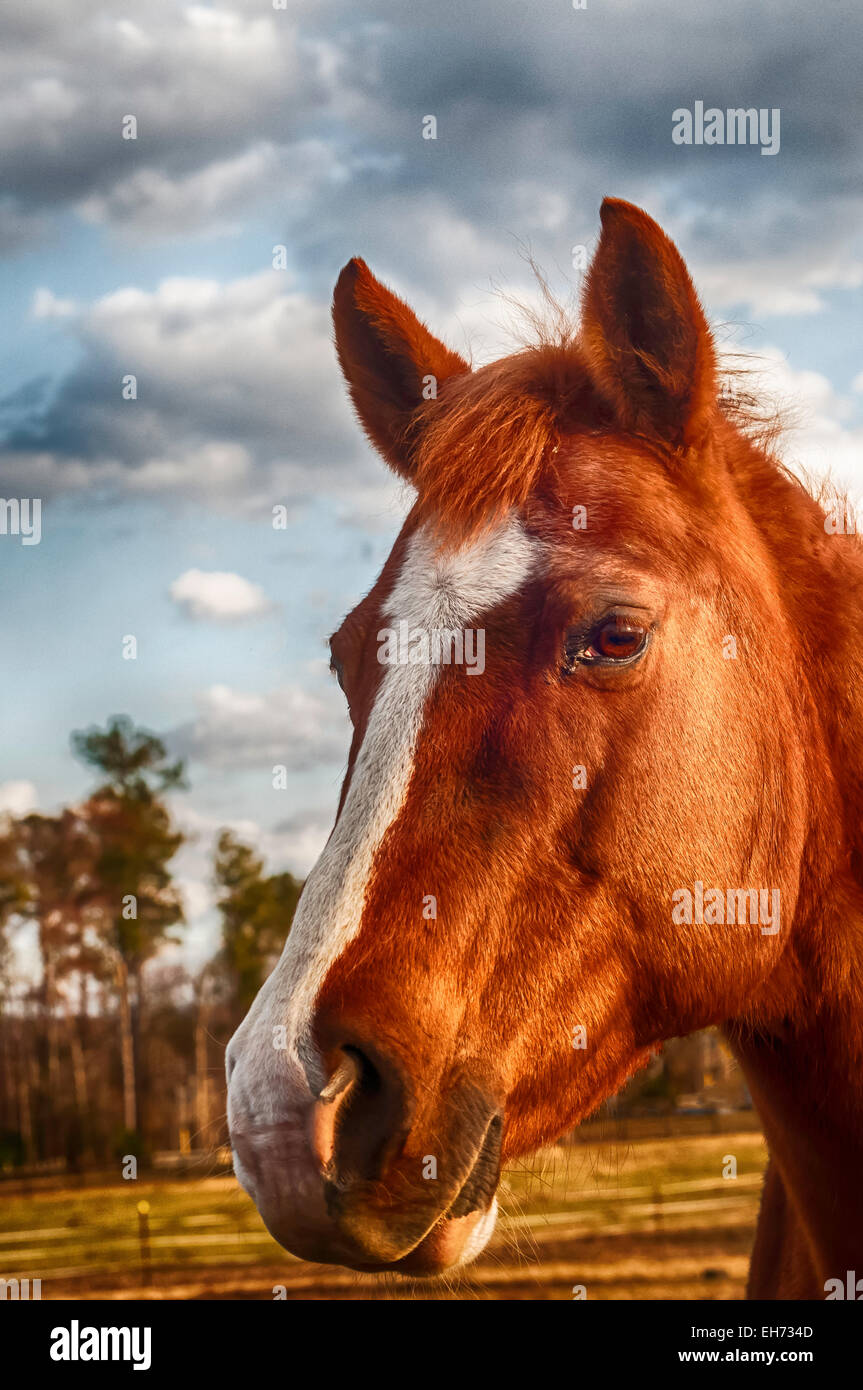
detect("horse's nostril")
(343, 1044), (382, 1096)
(318, 1047), (363, 1102)
(312, 1037), (409, 1186)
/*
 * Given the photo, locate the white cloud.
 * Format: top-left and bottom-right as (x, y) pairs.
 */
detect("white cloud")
(731, 347), (863, 502)
(170, 682), (349, 770)
(10, 269), (373, 510)
(31, 288), (78, 319)
(699, 249), (863, 319)
(268, 809), (333, 878)
(170, 568), (273, 622)
(173, 801), (330, 884)
(0, 780), (38, 815)
(77, 143), (280, 240)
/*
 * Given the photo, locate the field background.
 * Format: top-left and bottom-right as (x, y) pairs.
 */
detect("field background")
(0, 1115), (765, 1300)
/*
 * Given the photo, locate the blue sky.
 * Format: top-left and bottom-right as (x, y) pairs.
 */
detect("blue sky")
(1, 0), (861, 965)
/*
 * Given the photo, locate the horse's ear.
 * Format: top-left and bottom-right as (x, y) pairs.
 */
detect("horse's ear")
(332, 258), (470, 477)
(581, 199), (716, 450)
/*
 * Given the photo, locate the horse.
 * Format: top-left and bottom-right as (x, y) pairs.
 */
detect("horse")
(226, 199), (863, 1297)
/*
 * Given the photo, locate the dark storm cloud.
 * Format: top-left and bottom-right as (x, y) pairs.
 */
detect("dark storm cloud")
(2, 0), (860, 249)
(0, 0), (331, 210)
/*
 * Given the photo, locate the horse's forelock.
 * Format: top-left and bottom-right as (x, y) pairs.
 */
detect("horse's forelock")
(409, 345), (602, 547)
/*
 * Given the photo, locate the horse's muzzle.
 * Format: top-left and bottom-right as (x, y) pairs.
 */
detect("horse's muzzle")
(227, 1028), (503, 1273)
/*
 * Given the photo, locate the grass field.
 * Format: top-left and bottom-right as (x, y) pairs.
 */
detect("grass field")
(0, 1122), (767, 1300)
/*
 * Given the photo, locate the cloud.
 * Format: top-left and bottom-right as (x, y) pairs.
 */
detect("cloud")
(168, 681), (349, 770)
(174, 801), (330, 883)
(0, 780), (38, 815)
(77, 142), (285, 241)
(0, 0), (859, 311)
(2, 270), (380, 512)
(0, 0), (860, 531)
(691, 210), (863, 318)
(733, 347), (863, 501)
(0, 2), (326, 224)
(0, 199), (47, 253)
(169, 568), (273, 622)
(31, 288), (78, 319)
(268, 809), (333, 878)
(2, 0), (860, 526)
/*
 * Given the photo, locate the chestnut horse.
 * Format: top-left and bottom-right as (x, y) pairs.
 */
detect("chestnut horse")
(226, 199), (863, 1297)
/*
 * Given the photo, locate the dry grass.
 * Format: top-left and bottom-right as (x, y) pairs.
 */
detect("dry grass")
(0, 1124), (767, 1300)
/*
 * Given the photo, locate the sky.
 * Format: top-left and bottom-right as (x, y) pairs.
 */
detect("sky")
(1, 0), (862, 967)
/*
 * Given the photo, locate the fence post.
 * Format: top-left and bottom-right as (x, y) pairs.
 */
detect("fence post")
(137, 1199), (151, 1287)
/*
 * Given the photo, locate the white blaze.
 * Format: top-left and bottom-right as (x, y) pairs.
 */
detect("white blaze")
(227, 516), (537, 1123)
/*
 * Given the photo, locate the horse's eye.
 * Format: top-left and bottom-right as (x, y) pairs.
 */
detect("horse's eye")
(330, 656), (346, 692)
(564, 615), (650, 669)
(588, 617), (647, 661)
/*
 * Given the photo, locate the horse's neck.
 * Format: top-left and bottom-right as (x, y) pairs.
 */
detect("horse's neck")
(734, 436), (863, 863)
(728, 447), (863, 1295)
(728, 974), (863, 1296)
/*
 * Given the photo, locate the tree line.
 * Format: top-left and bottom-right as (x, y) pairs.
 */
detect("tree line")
(0, 716), (301, 1171)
